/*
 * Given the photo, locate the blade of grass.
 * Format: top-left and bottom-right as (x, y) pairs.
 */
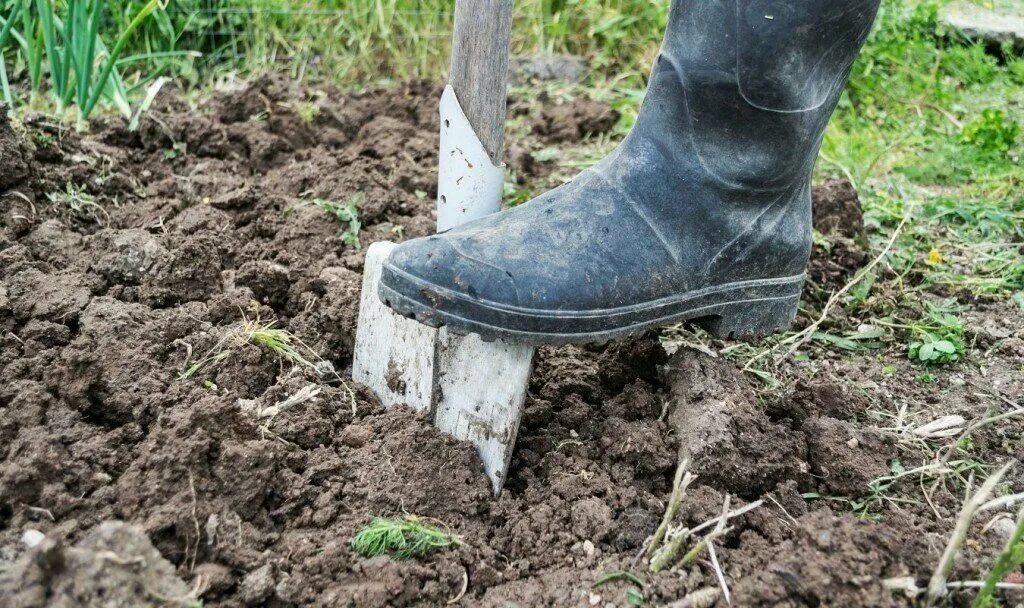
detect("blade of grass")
(78, 0), (101, 110)
(82, 0), (159, 118)
(34, 0), (64, 104)
(19, 0), (41, 95)
(973, 507), (1024, 608)
(0, 1), (19, 107)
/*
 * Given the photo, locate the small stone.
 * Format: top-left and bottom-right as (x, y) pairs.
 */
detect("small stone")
(238, 563), (276, 606)
(989, 517), (1018, 544)
(21, 529), (45, 548)
(846, 437), (859, 448)
(582, 540), (595, 556)
(589, 592), (602, 605)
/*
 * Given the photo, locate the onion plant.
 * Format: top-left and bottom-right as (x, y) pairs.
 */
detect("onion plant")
(0, 0), (182, 128)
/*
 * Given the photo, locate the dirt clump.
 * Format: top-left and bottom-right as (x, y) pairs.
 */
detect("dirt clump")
(667, 350), (810, 497)
(807, 178), (870, 296)
(0, 521), (193, 607)
(532, 97), (620, 143)
(802, 415), (892, 496)
(730, 510), (920, 607)
(0, 107), (32, 192)
(812, 178), (866, 240)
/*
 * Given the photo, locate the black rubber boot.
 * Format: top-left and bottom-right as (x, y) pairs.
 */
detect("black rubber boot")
(380, 0), (881, 345)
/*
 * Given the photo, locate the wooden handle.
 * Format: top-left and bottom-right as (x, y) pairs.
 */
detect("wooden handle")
(448, 0), (513, 164)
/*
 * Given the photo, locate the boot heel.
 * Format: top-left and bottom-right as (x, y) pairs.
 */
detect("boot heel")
(696, 295), (799, 340)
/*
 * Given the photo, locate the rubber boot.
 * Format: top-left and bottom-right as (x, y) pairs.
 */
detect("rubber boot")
(380, 0), (881, 345)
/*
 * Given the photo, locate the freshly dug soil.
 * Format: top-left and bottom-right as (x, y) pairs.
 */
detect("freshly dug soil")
(1, 76), (1022, 608)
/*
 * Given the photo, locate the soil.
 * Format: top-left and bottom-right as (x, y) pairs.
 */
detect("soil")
(1, 75), (1022, 608)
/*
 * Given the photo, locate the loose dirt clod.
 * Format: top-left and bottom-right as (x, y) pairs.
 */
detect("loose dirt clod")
(0, 521), (194, 606)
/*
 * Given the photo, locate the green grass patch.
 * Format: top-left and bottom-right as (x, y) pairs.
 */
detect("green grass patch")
(351, 516), (459, 560)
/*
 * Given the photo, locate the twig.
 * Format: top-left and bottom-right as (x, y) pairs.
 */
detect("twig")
(687, 500), (763, 538)
(187, 470), (201, 574)
(925, 460), (1016, 605)
(706, 494), (733, 605)
(678, 525), (733, 567)
(765, 494), (798, 526)
(768, 211), (910, 365)
(651, 499), (762, 574)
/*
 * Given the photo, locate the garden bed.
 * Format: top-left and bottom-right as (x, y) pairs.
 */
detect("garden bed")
(0, 76), (1021, 607)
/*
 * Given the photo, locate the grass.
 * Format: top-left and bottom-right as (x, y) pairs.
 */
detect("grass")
(351, 516), (459, 560)
(178, 304), (322, 380)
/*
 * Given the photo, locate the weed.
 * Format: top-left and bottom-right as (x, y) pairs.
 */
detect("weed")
(178, 305), (322, 379)
(503, 179), (534, 207)
(295, 101), (319, 125)
(46, 181), (107, 224)
(959, 109), (1020, 157)
(905, 301), (966, 366)
(1, 0), (172, 127)
(312, 194), (362, 249)
(351, 516), (459, 560)
(594, 570), (646, 606)
(30, 130), (53, 147)
(244, 318), (318, 370)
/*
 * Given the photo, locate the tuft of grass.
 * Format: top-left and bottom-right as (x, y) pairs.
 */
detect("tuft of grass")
(178, 304), (320, 379)
(294, 100), (319, 125)
(312, 194), (362, 249)
(351, 516), (459, 560)
(959, 108), (1020, 158)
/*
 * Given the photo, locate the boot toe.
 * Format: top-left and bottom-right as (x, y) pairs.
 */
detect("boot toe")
(383, 234), (521, 308)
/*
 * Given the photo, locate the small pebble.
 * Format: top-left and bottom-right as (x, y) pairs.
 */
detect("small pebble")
(21, 529), (45, 548)
(582, 540), (595, 556)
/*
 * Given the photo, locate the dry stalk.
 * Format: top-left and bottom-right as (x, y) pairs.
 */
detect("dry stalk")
(651, 498), (762, 574)
(980, 492), (1024, 512)
(706, 494), (733, 605)
(937, 409), (1024, 467)
(925, 459), (1016, 605)
(687, 500), (763, 537)
(645, 456), (694, 559)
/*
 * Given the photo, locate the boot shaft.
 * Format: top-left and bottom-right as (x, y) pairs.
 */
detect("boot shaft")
(636, 0), (882, 189)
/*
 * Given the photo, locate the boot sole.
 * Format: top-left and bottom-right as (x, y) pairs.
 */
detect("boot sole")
(379, 264), (803, 346)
